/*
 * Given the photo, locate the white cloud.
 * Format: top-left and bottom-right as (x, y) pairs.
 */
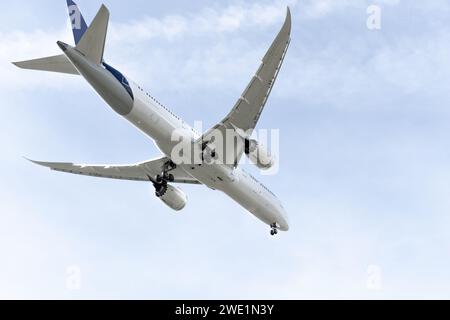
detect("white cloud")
(108, 2), (291, 43)
(299, 0), (403, 19)
(0, 1), (291, 91)
(0, 23), (81, 91)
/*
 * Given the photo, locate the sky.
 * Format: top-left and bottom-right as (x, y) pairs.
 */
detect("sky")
(1, 0), (450, 299)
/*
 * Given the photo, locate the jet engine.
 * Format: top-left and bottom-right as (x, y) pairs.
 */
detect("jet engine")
(245, 139), (275, 170)
(153, 183), (187, 211)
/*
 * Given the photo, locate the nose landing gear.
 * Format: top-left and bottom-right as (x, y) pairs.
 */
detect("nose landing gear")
(270, 223), (279, 236)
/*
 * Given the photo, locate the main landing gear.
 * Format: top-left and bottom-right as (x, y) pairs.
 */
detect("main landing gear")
(149, 161), (177, 197)
(270, 223), (279, 236)
(156, 172), (175, 183)
(156, 161), (176, 183)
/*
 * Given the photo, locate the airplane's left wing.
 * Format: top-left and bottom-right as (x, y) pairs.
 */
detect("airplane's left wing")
(27, 157), (201, 184)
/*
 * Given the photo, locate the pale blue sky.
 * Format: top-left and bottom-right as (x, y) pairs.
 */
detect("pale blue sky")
(1, 0), (450, 299)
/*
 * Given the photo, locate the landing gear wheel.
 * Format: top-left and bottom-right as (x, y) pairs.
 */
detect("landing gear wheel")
(162, 172), (175, 182)
(153, 161), (177, 189)
(270, 223), (278, 236)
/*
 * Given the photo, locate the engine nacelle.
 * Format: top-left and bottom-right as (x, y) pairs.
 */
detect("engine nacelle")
(245, 139), (275, 170)
(155, 184), (187, 211)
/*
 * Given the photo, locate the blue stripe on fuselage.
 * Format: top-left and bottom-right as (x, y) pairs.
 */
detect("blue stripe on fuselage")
(103, 62), (134, 100)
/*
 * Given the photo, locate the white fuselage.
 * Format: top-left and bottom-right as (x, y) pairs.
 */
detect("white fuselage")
(63, 44), (289, 231)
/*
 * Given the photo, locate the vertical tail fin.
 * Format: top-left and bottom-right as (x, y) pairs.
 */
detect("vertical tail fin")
(12, 2), (108, 73)
(66, 0), (88, 45)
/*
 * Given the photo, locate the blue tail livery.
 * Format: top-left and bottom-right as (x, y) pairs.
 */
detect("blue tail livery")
(66, 0), (88, 45)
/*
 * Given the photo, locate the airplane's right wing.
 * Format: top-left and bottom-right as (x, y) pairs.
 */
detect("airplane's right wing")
(196, 8), (291, 167)
(223, 7), (291, 133)
(28, 157), (201, 185)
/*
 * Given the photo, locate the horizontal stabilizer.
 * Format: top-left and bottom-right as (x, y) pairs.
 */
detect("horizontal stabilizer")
(13, 54), (79, 75)
(75, 5), (109, 65)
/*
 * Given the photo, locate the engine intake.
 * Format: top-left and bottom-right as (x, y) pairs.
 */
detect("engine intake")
(245, 139), (275, 170)
(154, 183), (187, 211)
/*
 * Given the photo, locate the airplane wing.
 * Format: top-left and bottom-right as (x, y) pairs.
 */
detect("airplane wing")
(197, 8), (291, 167)
(27, 157), (201, 184)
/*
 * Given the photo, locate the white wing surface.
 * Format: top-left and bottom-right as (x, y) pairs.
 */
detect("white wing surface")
(28, 157), (201, 184)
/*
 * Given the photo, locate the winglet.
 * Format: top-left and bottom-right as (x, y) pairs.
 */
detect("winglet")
(262, 6), (292, 63)
(286, 6), (292, 34)
(24, 157), (54, 169)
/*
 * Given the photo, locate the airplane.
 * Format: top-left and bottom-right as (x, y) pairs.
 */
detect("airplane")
(13, 1), (291, 236)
